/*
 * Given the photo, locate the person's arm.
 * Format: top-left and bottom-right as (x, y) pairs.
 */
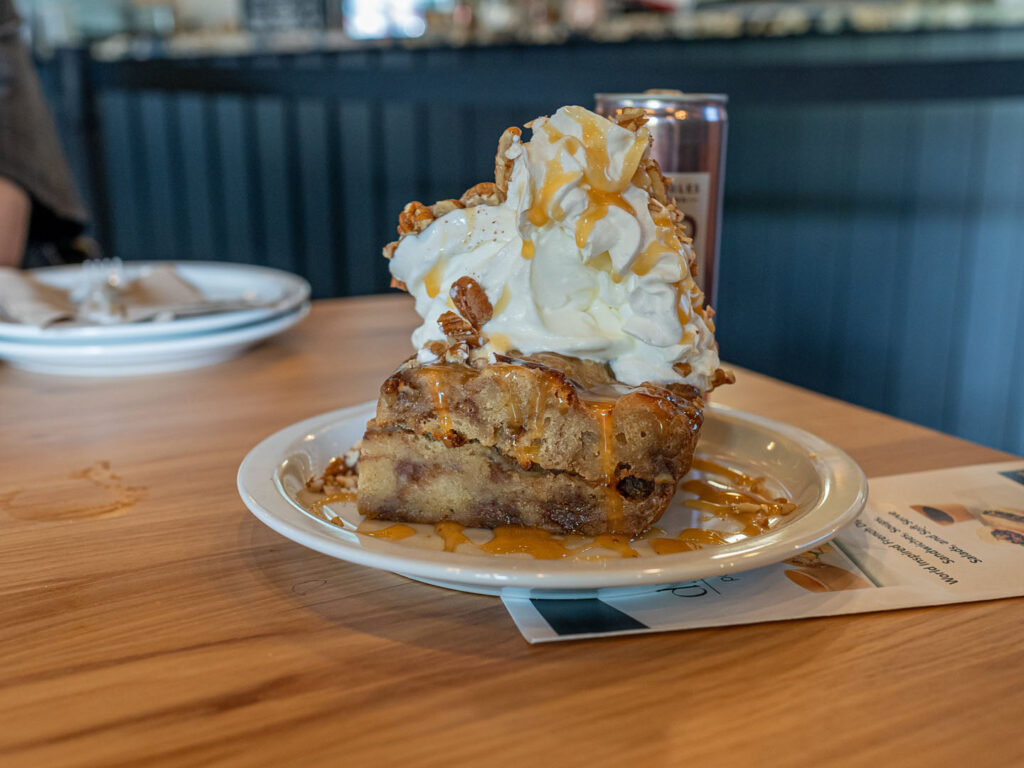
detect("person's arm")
(0, 175), (30, 267)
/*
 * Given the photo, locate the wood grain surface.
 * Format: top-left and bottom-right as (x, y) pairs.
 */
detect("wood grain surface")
(1, 296), (1021, 768)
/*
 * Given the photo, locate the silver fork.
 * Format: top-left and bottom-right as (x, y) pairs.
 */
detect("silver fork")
(73, 257), (124, 295)
(74, 257), (127, 323)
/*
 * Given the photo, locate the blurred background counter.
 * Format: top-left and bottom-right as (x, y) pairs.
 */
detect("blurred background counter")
(20, 1), (1024, 458)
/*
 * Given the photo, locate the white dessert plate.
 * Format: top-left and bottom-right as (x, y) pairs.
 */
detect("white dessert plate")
(237, 400), (868, 599)
(0, 302), (309, 376)
(0, 261), (310, 343)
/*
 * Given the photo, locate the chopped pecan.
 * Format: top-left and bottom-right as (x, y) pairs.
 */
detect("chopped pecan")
(615, 107), (649, 133)
(437, 311), (480, 344)
(449, 276), (493, 328)
(673, 362), (693, 378)
(494, 126), (521, 197)
(646, 165), (670, 205)
(460, 182), (502, 207)
(397, 201), (434, 236)
(383, 240), (399, 260)
(443, 340), (471, 362)
(710, 368), (736, 390)
(430, 198), (464, 217)
(390, 276), (408, 291)
(426, 340), (446, 358)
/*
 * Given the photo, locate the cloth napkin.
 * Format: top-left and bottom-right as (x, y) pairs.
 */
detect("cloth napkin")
(0, 267), (76, 327)
(77, 265), (206, 324)
(0, 264), (249, 328)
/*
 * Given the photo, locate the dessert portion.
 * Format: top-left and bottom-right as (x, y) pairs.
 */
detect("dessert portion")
(358, 105), (731, 535)
(360, 352), (703, 535)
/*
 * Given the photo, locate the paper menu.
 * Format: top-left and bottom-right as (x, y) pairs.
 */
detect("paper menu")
(503, 462), (1024, 643)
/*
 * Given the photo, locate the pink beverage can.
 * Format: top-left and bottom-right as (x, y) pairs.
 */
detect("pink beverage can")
(594, 91), (728, 305)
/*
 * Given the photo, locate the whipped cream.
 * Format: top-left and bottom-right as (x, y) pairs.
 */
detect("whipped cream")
(389, 105), (721, 392)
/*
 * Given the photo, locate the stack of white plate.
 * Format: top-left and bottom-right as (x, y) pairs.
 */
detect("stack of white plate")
(0, 261), (311, 376)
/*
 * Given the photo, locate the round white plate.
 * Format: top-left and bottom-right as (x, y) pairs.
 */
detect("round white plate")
(237, 400), (868, 599)
(0, 261), (310, 343)
(0, 302), (309, 376)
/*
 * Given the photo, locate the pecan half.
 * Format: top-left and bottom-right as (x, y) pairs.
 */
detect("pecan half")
(449, 276), (493, 328)
(437, 311), (480, 344)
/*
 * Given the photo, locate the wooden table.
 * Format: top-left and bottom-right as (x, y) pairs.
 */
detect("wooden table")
(2, 296), (1021, 767)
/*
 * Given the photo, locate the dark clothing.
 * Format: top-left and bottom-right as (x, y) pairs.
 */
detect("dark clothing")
(0, 0), (88, 262)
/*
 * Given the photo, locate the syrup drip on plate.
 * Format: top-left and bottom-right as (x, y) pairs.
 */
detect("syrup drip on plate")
(585, 533), (639, 558)
(480, 526), (572, 559)
(363, 523), (417, 541)
(311, 491), (357, 506)
(303, 455), (797, 561)
(435, 520), (470, 552)
(648, 528), (729, 555)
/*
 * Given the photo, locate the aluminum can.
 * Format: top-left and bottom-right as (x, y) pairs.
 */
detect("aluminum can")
(595, 91), (728, 305)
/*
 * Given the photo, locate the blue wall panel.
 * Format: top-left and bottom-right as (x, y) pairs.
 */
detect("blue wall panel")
(715, 99), (1024, 457)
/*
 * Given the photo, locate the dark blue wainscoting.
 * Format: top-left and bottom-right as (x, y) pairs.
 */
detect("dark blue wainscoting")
(718, 100), (1024, 455)
(32, 33), (1024, 455)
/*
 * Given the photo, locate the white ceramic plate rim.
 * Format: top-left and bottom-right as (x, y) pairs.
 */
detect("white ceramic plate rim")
(0, 261), (310, 342)
(0, 302), (310, 360)
(237, 401), (868, 591)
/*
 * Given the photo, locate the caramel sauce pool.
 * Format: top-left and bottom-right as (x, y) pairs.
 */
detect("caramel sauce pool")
(305, 458), (796, 560)
(363, 523), (417, 541)
(480, 526), (572, 559)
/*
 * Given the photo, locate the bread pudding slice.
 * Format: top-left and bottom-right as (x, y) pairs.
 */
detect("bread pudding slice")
(357, 353), (703, 536)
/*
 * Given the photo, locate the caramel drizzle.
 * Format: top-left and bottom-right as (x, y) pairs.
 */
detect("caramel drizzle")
(575, 188), (635, 250)
(599, 409), (624, 532)
(435, 521), (470, 552)
(589, 533), (639, 558)
(691, 458), (765, 491)
(491, 363), (565, 467)
(526, 158), (579, 228)
(578, 395), (625, 534)
(487, 333), (512, 354)
(423, 255), (448, 299)
(678, 470), (797, 537)
(630, 241), (672, 277)
(649, 528), (729, 555)
(560, 106), (647, 194)
(310, 492), (357, 513)
(480, 526), (572, 559)
(363, 523), (417, 541)
(492, 285), (512, 317)
(422, 369), (454, 434)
